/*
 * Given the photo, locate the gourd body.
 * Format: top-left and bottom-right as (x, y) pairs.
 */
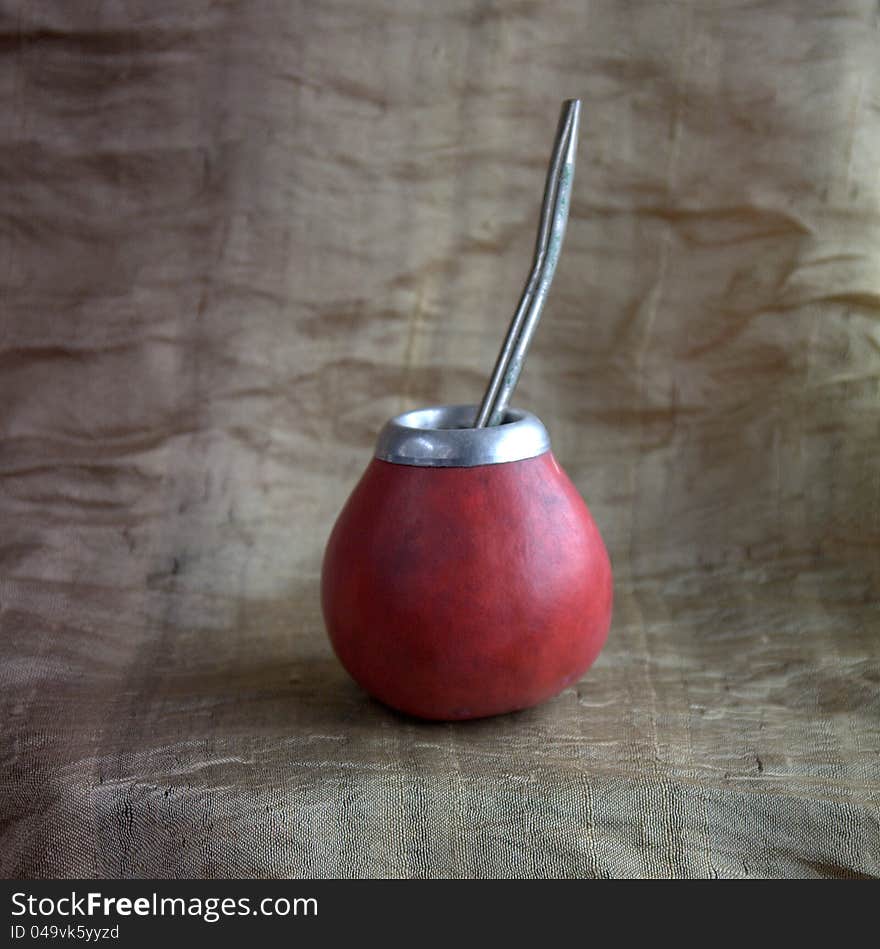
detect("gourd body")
(321, 449), (612, 721)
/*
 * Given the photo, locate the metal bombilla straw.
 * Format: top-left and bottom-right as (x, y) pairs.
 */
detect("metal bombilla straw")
(473, 98), (581, 429)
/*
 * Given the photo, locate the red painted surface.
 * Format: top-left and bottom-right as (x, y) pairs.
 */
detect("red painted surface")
(321, 452), (613, 721)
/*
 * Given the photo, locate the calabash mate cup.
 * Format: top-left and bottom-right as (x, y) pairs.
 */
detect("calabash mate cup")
(321, 404), (613, 721)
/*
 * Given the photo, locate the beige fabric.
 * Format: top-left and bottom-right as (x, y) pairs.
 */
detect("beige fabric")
(1, 0), (878, 878)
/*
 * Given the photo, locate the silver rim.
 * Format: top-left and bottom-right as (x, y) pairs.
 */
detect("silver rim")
(374, 404), (550, 468)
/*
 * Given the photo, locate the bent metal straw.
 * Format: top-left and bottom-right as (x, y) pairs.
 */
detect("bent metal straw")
(474, 99), (581, 429)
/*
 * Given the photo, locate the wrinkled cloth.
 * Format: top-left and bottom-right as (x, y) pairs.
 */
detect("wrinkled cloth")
(1, 0), (878, 879)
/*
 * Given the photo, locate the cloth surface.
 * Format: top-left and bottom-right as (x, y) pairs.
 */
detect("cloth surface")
(1, 0), (878, 878)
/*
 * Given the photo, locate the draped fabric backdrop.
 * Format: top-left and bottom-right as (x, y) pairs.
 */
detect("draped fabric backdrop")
(1, 0), (878, 878)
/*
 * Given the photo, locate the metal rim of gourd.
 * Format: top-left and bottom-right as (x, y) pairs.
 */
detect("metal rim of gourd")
(374, 404), (550, 468)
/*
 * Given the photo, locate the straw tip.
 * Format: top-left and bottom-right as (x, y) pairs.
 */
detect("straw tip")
(562, 100), (581, 163)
